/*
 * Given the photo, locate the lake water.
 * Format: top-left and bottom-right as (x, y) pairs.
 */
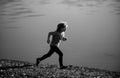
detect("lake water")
(0, 0), (120, 71)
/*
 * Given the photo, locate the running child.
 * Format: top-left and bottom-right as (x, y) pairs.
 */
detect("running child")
(36, 22), (68, 69)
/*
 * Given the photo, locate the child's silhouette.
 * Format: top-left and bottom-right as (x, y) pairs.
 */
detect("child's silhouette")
(36, 22), (68, 69)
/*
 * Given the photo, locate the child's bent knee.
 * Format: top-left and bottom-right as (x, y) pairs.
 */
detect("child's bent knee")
(60, 53), (63, 56)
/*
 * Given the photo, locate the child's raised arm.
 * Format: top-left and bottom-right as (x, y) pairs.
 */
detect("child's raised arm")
(61, 32), (67, 41)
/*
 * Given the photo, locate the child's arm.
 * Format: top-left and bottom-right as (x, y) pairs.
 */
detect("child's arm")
(47, 32), (52, 44)
(61, 32), (67, 41)
(62, 37), (67, 41)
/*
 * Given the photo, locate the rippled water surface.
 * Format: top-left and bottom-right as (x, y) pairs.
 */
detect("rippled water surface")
(0, 0), (119, 22)
(0, 0), (120, 71)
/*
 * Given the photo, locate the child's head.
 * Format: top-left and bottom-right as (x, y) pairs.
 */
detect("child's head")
(56, 22), (68, 32)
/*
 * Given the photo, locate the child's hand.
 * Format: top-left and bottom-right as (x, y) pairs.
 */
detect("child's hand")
(62, 37), (67, 41)
(47, 39), (50, 44)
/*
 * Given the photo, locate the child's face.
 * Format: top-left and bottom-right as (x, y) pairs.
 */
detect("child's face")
(61, 27), (66, 32)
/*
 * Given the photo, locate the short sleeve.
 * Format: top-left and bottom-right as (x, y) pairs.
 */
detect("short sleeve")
(61, 32), (65, 38)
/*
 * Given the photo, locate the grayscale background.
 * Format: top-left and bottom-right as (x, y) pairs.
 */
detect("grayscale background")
(0, 0), (120, 71)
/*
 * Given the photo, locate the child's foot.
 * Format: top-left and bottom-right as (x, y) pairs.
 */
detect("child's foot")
(60, 66), (68, 69)
(36, 58), (40, 66)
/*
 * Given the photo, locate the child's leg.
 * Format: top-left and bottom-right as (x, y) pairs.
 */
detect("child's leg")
(55, 48), (68, 69)
(37, 48), (54, 61)
(36, 46), (54, 66)
(54, 46), (63, 67)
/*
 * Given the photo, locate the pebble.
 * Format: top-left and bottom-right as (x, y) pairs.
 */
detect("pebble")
(0, 59), (119, 78)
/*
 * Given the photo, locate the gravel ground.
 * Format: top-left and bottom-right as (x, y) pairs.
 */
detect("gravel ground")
(0, 59), (120, 78)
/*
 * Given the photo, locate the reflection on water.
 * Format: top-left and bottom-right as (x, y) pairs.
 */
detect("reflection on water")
(0, 0), (119, 23)
(0, 0), (44, 24)
(39, 0), (51, 5)
(107, 0), (120, 15)
(61, 0), (120, 15)
(0, 0), (20, 5)
(61, 0), (106, 7)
